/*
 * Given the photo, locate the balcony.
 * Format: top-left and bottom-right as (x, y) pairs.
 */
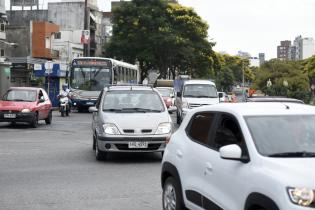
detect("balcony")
(51, 49), (60, 59)
(0, 31), (6, 40)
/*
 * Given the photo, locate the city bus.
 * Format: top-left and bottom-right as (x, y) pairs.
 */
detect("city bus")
(69, 57), (139, 111)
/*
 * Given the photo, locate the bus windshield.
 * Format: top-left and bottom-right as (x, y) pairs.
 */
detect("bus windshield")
(70, 67), (111, 91)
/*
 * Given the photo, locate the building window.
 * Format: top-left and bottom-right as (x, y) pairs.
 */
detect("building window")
(0, 24), (5, 32)
(0, 49), (4, 57)
(54, 32), (61, 39)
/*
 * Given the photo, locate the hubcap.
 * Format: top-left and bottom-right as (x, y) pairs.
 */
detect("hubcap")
(163, 183), (176, 210)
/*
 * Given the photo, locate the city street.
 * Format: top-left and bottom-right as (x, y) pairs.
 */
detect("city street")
(0, 111), (177, 210)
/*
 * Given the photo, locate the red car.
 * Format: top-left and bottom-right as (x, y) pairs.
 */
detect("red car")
(156, 87), (175, 108)
(0, 87), (52, 127)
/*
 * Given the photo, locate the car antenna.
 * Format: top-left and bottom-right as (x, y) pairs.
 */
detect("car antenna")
(283, 103), (290, 109)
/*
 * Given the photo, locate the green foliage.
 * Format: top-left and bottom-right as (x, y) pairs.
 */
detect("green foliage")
(105, 0), (217, 81)
(253, 59), (311, 103)
(215, 53), (252, 92)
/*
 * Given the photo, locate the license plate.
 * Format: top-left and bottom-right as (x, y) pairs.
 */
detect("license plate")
(4, 113), (16, 118)
(128, 142), (148, 148)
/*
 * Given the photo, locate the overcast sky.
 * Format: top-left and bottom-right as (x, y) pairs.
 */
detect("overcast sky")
(5, 0), (315, 59)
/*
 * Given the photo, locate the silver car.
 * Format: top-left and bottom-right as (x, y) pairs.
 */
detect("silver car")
(89, 85), (172, 160)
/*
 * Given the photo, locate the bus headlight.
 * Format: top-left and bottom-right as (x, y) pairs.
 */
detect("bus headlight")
(287, 187), (315, 206)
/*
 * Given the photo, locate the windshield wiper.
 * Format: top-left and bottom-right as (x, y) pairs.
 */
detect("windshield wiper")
(268, 151), (315, 157)
(121, 108), (162, 113)
(103, 108), (122, 112)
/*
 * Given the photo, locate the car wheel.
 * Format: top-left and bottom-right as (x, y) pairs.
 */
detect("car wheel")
(45, 111), (52, 124)
(95, 140), (107, 161)
(92, 133), (96, 150)
(162, 177), (185, 210)
(30, 112), (39, 128)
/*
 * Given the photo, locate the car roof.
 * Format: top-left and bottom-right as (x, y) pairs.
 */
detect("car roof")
(9, 87), (41, 91)
(104, 85), (155, 91)
(184, 80), (216, 86)
(191, 102), (315, 116)
(246, 96), (304, 104)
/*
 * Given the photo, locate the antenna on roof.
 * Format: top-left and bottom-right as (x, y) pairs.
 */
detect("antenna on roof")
(283, 103), (290, 109)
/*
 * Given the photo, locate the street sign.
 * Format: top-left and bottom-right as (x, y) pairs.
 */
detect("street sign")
(81, 30), (90, 44)
(45, 61), (53, 74)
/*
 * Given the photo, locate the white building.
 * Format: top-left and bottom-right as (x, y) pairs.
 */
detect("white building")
(293, 35), (315, 60)
(249, 57), (260, 67)
(52, 30), (83, 64)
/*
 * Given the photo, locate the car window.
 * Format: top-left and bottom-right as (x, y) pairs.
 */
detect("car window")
(186, 112), (215, 145)
(183, 84), (218, 98)
(95, 89), (104, 109)
(245, 115), (315, 156)
(3, 89), (37, 102)
(42, 90), (49, 101)
(212, 114), (248, 156)
(38, 90), (44, 100)
(102, 90), (165, 112)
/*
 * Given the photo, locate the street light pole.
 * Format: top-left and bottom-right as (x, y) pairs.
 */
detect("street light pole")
(83, 0), (88, 57)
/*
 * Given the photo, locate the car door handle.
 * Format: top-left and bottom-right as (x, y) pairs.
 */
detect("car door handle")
(176, 150), (183, 158)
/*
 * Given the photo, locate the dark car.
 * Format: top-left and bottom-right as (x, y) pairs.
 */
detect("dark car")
(0, 87), (52, 127)
(246, 96), (304, 104)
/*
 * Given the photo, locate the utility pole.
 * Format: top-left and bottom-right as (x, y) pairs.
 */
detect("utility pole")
(83, 0), (89, 57)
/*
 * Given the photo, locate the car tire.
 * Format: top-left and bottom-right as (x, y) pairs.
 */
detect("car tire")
(95, 140), (107, 161)
(45, 111), (52, 124)
(92, 133), (96, 150)
(162, 177), (185, 210)
(176, 111), (181, 125)
(30, 112), (39, 128)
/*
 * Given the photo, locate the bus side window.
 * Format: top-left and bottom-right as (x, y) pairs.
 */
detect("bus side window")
(113, 67), (118, 84)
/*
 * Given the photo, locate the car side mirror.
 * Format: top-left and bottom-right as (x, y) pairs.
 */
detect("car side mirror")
(218, 92), (223, 98)
(89, 106), (98, 112)
(177, 92), (182, 97)
(220, 144), (242, 160)
(168, 106), (177, 114)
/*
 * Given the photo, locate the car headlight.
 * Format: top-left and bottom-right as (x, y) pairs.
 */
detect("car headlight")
(287, 187), (315, 206)
(155, 122), (172, 134)
(103, 123), (121, 135)
(182, 101), (189, 109)
(21, 109), (31, 113)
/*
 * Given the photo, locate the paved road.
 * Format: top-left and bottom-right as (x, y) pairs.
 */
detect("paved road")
(0, 111), (178, 210)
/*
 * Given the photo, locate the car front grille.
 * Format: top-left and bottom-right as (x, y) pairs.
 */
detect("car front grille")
(122, 129), (153, 134)
(189, 104), (209, 109)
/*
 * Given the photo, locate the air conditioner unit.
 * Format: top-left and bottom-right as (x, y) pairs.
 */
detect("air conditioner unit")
(0, 57), (5, 62)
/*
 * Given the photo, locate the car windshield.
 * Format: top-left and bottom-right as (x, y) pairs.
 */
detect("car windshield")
(245, 115), (315, 157)
(183, 84), (218, 98)
(157, 88), (173, 97)
(102, 90), (165, 112)
(2, 89), (37, 102)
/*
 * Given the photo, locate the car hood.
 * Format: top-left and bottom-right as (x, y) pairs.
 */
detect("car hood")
(183, 97), (219, 105)
(0, 101), (36, 111)
(101, 111), (171, 134)
(261, 157), (315, 188)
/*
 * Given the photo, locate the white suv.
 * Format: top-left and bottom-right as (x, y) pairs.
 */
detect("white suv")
(161, 102), (315, 210)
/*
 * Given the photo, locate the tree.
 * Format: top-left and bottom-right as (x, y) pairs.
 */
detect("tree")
(105, 0), (217, 81)
(215, 53), (252, 91)
(253, 59), (310, 102)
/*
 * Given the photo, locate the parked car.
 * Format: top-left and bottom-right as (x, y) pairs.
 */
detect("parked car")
(0, 87), (52, 127)
(161, 102), (315, 210)
(89, 85), (173, 160)
(246, 96), (304, 104)
(156, 87), (176, 109)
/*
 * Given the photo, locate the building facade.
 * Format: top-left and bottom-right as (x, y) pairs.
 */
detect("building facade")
(277, 40), (292, 60)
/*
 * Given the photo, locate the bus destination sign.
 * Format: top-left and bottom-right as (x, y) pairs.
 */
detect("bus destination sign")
(72, 59), (111, 68)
